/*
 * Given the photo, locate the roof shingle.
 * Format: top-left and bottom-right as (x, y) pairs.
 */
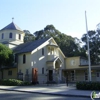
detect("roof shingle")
(13, 38), (51, 54)
(1, 22), (23, 31)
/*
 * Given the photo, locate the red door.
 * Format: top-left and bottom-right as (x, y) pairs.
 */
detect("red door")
(32, 68), (38, 83)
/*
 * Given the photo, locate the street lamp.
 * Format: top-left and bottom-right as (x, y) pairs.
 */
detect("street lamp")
(85, 11), (91, 81)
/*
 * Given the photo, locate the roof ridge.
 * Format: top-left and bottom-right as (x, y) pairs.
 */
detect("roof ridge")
(0, 22), (23, 31)
(14, 38), (51, 54)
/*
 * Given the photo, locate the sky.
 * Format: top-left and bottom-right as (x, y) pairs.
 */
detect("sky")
(0, 0), (100, 39)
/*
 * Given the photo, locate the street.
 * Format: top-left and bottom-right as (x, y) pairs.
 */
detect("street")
(0, 90), (91, 100)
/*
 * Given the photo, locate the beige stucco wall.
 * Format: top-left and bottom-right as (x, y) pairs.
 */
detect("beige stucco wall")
(75, 70), (85, 81)
(66, 57), (89, 69)
(31, 45), (48, 83)
(30, 38), (65, 83)
(58, 50), (65, 69)
(66, 57), (80, 69)
(76, 70), (97, 82)
(0, 30), (24, 46)
(3, 68), (17, 79)
(8, 44), (17, 49)
(47, 39), (65, 69)
(31, 38), (63, 73)
(2, 37), (65, 83)
(18, 52), (31, 81)
(64, 69), (98, 82)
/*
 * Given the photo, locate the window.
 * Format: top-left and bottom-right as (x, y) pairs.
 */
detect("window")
(71, 60), (75, 66)
(23, 54), (26, 64)
(85, 72), (88, 80)
(18, 70), (23, 81)
(9, 33), (12, 38)
(8, 70), (12, 75)
(42, 48), (44, 55)
(2, 33), (4, 39)
(71, 71), (74, 81)
(51, 49), (54, 55)
(19, 69), (21, 73)
(19, 34), (21, 40)
(42, 68), (44, 74)
(97, 72), (99, 77)
(26, 69), (28, 75)
(14, 54), (18, 63)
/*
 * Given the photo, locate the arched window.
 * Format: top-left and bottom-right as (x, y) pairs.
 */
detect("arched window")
(23, 54), (26, 64)
(2, 33), (4, 39)
(9, 33), (12, 38)
(42, 48), (44, 55)
(42, 67), (44, 74)
(19, 34), (21, 40)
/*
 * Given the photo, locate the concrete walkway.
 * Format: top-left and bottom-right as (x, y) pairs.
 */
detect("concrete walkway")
(0, 84), (98, 98)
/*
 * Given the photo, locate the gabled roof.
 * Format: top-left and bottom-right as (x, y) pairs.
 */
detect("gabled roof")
(1, 22), (23, 31)
(13, 38), (51, 54)
(46, 57), (62, 63)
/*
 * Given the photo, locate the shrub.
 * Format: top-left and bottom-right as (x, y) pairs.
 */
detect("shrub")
(0, 79), (31, 86)
(46, 81), (57, 84)
(22, 81), (31, 86)
(76, 81), (100, 90)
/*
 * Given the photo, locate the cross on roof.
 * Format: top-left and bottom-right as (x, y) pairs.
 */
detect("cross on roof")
(12, 17), (14, 22)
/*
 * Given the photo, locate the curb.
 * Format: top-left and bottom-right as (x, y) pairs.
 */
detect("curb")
(0, 88), (90, 98)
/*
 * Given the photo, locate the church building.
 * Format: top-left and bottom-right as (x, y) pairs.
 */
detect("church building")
(0, 21), (100, 83)
(0, 22), (66, 83)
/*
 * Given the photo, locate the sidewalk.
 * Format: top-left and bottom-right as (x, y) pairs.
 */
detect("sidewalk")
(0, 84), (98, 98)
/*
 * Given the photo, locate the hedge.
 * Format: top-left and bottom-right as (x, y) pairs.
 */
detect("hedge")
(0, 79), (31, 86)
(76, 81), (100, 90)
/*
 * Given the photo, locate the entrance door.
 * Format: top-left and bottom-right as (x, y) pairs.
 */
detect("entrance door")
(71, 71), (74, 81)
(96, 72), (100, 81)
(49, 70), (53, 81)
(32, 68), (38, 83)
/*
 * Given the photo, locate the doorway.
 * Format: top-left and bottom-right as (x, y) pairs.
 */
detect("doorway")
(96, 71), (100, 81)
(32, 68), (38, 83)
(49, 70), (53, 81)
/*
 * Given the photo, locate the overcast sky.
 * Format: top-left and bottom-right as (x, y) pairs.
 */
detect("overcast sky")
(0, 0), (100, 39)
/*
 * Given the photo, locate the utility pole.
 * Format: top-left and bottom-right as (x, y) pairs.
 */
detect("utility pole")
(85, 11), (91, 81)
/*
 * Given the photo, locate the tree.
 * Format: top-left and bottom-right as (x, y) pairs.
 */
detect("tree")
(0, 43), (14, 79)
(24, 30), (35, 43)
(55, 33), (84, 57)
(81, 30), (100, 64)
(34, 25), (61, 40)
(34, 25), (83, 57)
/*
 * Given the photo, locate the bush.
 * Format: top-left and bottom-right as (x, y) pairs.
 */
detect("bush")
(76, 81), (100, 90)
(0, 79), (31, 86)
(46, 81), (57, 84)
(22, 81), (31, 85)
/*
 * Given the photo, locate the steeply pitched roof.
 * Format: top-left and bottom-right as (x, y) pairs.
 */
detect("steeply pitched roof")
(46, 57), (62, 63)
(13, 38), (51, 54)
(1, 22), (23, 31)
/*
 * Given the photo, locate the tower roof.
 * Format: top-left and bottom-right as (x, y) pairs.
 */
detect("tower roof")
(1, 22), (23, 31)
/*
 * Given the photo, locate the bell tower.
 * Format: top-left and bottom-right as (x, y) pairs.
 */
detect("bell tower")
(0, 21), (25, 49)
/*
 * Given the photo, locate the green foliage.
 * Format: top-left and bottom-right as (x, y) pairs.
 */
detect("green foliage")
(33, 25), (84, 57)
(46, 81), (57, 84)
(24, 30), (35, 43)
(54, 34), (84, 57)
(0, 43), (14, 67)
(81, 30), (100, 64)
(34, 25), (61, 40)
(0, 79), (31, 86)
(76, 81), (100, 90)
